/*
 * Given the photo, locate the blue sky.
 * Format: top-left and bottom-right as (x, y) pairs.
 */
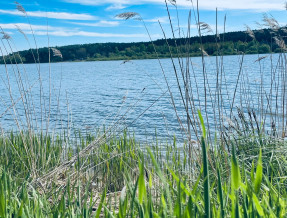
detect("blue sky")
(0, 0), (285, 51)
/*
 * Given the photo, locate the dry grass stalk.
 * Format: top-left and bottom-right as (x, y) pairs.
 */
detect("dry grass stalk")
(255, 55), (268, 63)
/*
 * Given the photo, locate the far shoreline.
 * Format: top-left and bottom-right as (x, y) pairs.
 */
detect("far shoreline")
(5, 51), (285, 65)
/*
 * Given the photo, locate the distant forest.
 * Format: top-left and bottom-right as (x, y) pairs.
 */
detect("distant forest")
(3, 28), (287, 64)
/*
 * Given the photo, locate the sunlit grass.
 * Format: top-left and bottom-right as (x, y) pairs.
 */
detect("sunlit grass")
(0, 124), (287, 217)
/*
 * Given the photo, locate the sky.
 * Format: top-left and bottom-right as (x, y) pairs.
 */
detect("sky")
(0, 0), (285, 51)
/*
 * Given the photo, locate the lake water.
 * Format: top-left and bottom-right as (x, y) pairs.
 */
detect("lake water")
(0, 53), (285, 142)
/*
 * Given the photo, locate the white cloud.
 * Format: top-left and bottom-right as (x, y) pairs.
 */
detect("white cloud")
(63, 0), (126, 6)
(69, 20), (120, 27)
(33, 30), (155, 38)
(63, 0), (286, 11)
(0, 22), (153, 38)
(145, 16), (169, 23)
(106, 4), (126, 11)
(0, 23), (61, 31)
(0, 9), (97, 20)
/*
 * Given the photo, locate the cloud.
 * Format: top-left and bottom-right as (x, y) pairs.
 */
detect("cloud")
(63, 0), (286, 11)
(0, 22), (154, 38)
(69, 20), (120, 27)
(145, 16), (169, 23)
(63, 0), (125, 6)
(0, 9), (97, 20)
(0, 23), (60, 31)
(105, 4), (126, 11)
(32, 30), (155, 38)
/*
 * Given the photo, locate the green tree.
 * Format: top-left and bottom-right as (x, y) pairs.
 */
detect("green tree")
(258, 44), (271, 54)
(76, 48), (87, 59)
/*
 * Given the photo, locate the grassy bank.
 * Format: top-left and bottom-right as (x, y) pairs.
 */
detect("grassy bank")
(1, 120), (287, 217)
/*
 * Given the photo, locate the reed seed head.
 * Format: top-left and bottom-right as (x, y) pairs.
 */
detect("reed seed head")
(0, 31), (11, 40)
(15, 2), (26, 14)
(116, 12), (141, 21)
(51, 48), (63, 58)
(168, 0), (176, 6)
(245, 25), (256, 40)
(197, 22), (212, 33)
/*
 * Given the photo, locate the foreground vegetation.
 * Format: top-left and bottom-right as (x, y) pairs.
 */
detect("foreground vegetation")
(1, 111), (287, 217)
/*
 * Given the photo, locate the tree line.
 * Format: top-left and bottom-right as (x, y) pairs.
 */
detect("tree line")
(3, 27), (286, 64)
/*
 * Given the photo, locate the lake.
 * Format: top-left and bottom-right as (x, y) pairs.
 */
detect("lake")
(0, 53), (285, 142)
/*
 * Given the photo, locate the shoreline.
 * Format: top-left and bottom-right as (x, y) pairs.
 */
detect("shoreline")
(3, 51), (285, 65)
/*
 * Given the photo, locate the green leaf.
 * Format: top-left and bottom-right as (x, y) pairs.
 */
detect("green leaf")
(138, 161), (147, 204)
(18, 201), (24, 217)
(217, 166), (224, 218)
(148, 171), (153, 188)
(128, 177), (139, 218)
(254, 149), (263, 194)
(187, 196), (193, 217)
(201, 136), (210, 218)
(253, 193), (264, 216)
(231, 142), (241, 190)
(161, 194), (166, 209)
(174, 181), (182, 217)
(95, 188), (106, 218)
(250, 161), (255, 183)
(198, 110), (206, 138)
(166, 165), (190, 194)
(191, 169), (202, 196)
(0, 185), (5, 218)
(147, 148), (173, 216)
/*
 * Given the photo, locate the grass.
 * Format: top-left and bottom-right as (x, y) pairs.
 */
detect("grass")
(0, 126), (287, 217)
(0, 0), (287, 217)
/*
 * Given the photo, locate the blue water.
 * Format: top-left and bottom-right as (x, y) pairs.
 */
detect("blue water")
(0, 53), (285, 142)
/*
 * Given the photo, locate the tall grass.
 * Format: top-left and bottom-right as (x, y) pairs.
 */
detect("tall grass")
(1, 128), (287, 217)
(0, 0), (286, 217)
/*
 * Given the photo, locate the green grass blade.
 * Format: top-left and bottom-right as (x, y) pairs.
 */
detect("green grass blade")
(198, 110), (206, 138)
(217, 166), (224, 218)
(95, 188), (106, 218)
(231, 142), (241, 190)
(252, 193), (264, 216)
(201, 136), (210, 218)
(254, 149), (263, 194)
(138, 161), (147, 204)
